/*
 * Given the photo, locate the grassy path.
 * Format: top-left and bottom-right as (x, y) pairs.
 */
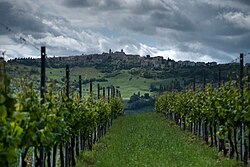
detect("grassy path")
(77, 112), (239, 167)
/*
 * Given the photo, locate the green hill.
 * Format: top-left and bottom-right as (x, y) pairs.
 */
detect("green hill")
(6, 63), (172, 100)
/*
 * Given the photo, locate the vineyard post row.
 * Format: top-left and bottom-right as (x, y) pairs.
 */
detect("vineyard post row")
(239, 53), (245, 163)
(0, 46), (124, 167)
(155, 53), (250, 165)
(40, 46), (122, 167)
(40, 46), (46, 167)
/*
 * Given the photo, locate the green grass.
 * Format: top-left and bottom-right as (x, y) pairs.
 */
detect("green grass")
(99, 70), (170, 99)
(46, 67), (102, 81)
(76, 112), (239, 167)
(6, 64), (182, 99)
(46, 68), (170, 99)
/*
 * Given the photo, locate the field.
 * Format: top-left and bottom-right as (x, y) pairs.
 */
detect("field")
(7, 64), (174, 99)
(76, 112), (239, 167)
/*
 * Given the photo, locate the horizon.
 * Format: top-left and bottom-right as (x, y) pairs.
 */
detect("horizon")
(7, 48), (240, 65)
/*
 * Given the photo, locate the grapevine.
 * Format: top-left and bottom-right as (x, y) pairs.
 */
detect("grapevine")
(155, 81), (248, 160)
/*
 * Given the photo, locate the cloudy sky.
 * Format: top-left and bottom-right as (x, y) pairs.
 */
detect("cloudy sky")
(0, 0), (250, 63)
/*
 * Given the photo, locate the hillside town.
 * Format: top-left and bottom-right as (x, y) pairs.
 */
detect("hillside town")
(10, 49), (218, 69)
(56, 49), (218, 68)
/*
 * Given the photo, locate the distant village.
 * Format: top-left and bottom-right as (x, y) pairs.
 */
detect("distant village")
(5, 49), (250, 69)
(41, 49), (218, 69)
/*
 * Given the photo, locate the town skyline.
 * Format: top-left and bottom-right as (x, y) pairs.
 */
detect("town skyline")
(9, 48), (219, 68)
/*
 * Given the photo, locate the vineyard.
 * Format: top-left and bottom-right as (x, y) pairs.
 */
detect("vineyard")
(1, 0), (250, 166)
(1, 47), (250, 167)
(155, 55), (250, 165)
(0, 49), (124, 167)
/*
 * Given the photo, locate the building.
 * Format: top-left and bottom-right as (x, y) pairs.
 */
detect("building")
(206, 62), (217, 66)
(151, 56), (163, 68)
(196, 62), (206, 67)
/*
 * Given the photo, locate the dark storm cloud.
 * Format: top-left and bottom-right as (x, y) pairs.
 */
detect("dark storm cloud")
(63, 0), (121, 10)
(150, 11), (194, 31)
(0, 1), (46, 35)
(151, 0), (250, 61)
(120, 15), (156, 35)
(213, 33), (250, 53)
(63, 0), (91, 8)
(1, 0), (250, 63)
(130, 0), (175, 15)
(239, 0), (250, 6)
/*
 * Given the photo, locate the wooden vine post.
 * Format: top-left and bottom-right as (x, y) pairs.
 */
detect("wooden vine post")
(39, 46), (46, 167)
(239, 53), (247, 164)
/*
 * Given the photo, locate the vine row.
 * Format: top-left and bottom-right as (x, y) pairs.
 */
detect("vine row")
(155, 81), (250, 164)
(0, 61), (124, 167)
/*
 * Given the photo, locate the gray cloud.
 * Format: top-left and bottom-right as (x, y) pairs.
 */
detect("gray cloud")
(0, 1), (48, 35)
(150, 10), (194, 31)
(0, 0), (250, 63)
(63, 0), (91, 8)
(239, 0), (250, 6)
(63, 0), (122, 10)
